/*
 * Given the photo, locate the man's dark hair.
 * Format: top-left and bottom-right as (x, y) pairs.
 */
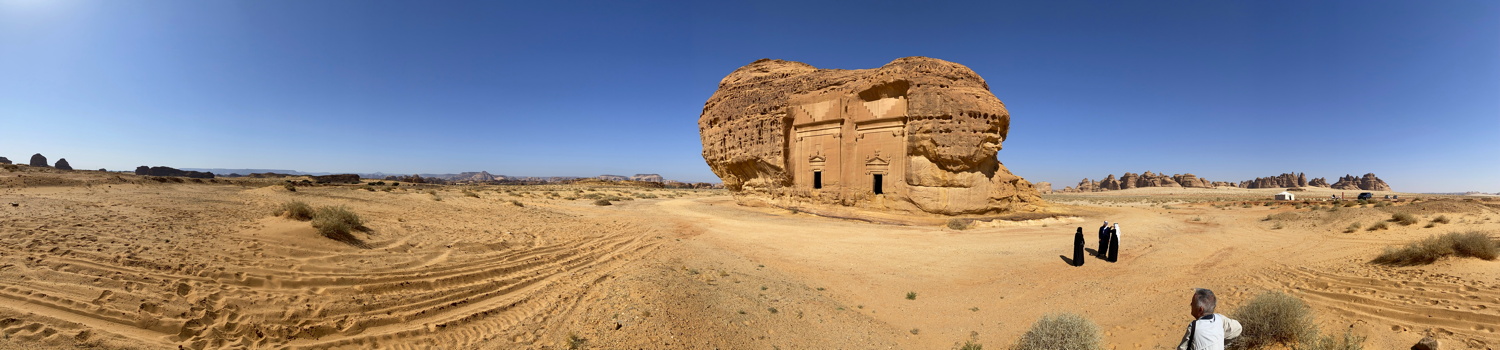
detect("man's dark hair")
(1193, 288), (1217, 314)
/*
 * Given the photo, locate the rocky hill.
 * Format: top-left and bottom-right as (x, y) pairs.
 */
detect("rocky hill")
(1058, 172), (1394, 192)
(1060, 171), (1214, 192)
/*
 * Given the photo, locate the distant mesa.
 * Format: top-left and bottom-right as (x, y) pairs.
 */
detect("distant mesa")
(629, 174), (664, 182)
(455, 171), (497, 182)
(311, 174), (360, 184)
(29, 153), (48, 167)
(698, 57), (1045, 215)
(54, 158), (73, 171)
(135, 166), (215, 179)
(1057, 172), (1393, 192)
(596, 174), (628, 181)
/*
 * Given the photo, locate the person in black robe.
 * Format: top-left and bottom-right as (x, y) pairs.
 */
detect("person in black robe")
(1108, 223), (1121, 262)
(1097, 221), (1110, 258)
(1073, 227), (1086, 267)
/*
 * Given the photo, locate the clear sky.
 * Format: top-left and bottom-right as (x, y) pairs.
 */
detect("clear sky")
(2, 1), (1496, 192)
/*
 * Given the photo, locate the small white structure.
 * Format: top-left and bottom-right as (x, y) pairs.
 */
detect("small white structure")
(1274, 191), (1296, 201)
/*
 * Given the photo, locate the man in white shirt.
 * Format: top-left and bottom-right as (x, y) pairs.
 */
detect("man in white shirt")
(1178, 288), (1243, 350)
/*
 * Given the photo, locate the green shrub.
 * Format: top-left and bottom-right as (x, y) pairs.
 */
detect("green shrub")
(1391, 213), (1418, 226)
(1372, 231), (1499, 266)
(1230, 292), (1315, 349)
(957, 340), (982, 350)
(1010, 313), (1101, 350)
(947, 219), (970, 230)
(284, 183), (297, 192)
(906, 292), (917, 300)
(275, 200), (314, 221)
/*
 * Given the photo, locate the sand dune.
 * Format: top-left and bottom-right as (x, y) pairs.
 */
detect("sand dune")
(0, 171), (1495, 349)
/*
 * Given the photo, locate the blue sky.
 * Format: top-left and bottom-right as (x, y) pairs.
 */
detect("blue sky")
(1, 1), (1496, 192)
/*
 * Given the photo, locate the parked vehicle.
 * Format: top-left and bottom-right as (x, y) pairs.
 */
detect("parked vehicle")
(1358, 192), (1374, 200)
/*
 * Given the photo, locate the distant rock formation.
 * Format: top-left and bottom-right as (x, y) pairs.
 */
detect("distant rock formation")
(629, 174), (664, 182)
(382, 174), (445, 184)
(311, 174), (361, 184)
(453, 171), (497, 182)
(134, 166), (215, 178)
(597, 174), (628, 181)
(698, 57), (1043, 215)
(1035, 182), (1053, 194)
(248, 173), (294, 178)
(54, 158), (72, 171)
(1308, 177), (1329, 187)
(1059, 171), (1215, 192)
(1240, 173), (1308, 189)
(29, 154), (47, 167)
(0, 156), (10, 164)
(1330, 173), (1391, 191)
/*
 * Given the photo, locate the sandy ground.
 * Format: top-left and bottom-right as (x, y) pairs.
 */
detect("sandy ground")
(0, 169), (1496, 349)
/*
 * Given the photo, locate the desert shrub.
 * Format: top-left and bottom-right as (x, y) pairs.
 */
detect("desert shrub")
(1372, 231), (1498, 266)
(1271, 222), (1284, 230)
(1343, 222), (1361, 233)
(1298, 330), (1366, 350)
(462, 190), (480, 198)
(567, 333), (586, 350)
(510, 200), (524, 207)
(2, 164), (17, 172)
(593, 199), (612, 206)
(634, 193), (658, 199)
(906, 292), (917, 300)
(1390, 213), (1418, 226)
(1230, 291), (1315, 349)
(1366, 222), (1388, 231)
(957, 340), (983, 350)
(1431, 215), (1449, 224)
(947, 219), (970, 230)
(1010, 313), (1101, 350)
(363, 186), (375, 192)
(275, 200), (314, 221)
(311, 205), (368, 247)
(284, 183), (297, 192)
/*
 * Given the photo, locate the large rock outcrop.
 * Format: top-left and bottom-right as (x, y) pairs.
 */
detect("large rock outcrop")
(0, 156), (10, 164)
(698, 57), (1044, 215)
(1240, 173), (1308, 189)
(1330, 173), (1391, 191)
(54, 158), (72, 171)
(134, 166), (215, 179)
(29, 154), (47, 167)
(312, 174), (361, 184)
(630, 174), (665, 182)
(1060, 171), (1214, 192)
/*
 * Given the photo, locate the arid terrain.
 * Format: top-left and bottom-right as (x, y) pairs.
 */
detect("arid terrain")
(0, 169), (1496, 349)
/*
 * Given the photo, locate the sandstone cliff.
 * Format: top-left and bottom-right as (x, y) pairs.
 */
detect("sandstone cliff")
(312, 174), (361, 184)
(1330, 173), (1391, 191)
(698, 57), (1043, 215)
(1060, 171), (1213, 192)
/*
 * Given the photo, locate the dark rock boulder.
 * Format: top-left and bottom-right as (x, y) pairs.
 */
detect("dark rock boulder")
(54, 158), (72, 171)
(29, 154), (47, 167)
(312, 174), (361, 184)
(135, 166), (215, 179)
(0, 156), (10, 164)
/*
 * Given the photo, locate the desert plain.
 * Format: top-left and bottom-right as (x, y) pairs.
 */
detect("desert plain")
(0, 168), (1496, 349)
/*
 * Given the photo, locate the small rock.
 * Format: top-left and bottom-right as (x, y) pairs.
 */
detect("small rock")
(1412, 336), (1438, 350)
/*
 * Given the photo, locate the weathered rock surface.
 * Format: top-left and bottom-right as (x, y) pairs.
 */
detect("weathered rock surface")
(1308, 177), (1329, 187)
(54, 158), (72, 171)
(1413, 336), (1439, 350)
(1330, 173), (1391, 191)
(312, 174), (361, 184)
(1035, 182), (1053, 194)
(1241, 173), (1307, 189)
(29, 154), (47, 167)
(597, 174), (628, 182)
(454, 171), (497, 182)
(1060, 171), (1213, 192)
(134, 166), (214, 179)
(0, 157), (10, 164)
(698, 57), (1044, 215)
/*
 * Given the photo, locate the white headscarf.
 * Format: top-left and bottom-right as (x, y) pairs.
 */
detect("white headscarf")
(1113, 223), (1121, 239)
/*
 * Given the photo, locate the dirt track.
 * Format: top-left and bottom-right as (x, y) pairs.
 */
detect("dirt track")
(0, 174), (1496, 349)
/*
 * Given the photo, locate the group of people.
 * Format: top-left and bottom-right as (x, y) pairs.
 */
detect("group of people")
(1068, 221), (1121, 266)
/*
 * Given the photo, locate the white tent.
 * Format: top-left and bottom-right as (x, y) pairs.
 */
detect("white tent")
(1275, 191), (1295, 201)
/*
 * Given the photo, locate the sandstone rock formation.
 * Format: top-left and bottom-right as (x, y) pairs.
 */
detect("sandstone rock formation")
(597, 175), (628, 181)
(0, 156), (10, 164)
(1240, 173), (1308, 189)
(453, 171), (498, 182)
(54, 158), (72, 171)
(629, 174), (665, 182)
(1330, 173), (1391, 191)
(1308, 177), (1329, 187)
(312, 174), (361, 184)
(134, 166), (215, 178)
(698, 57), (1043, 215)
(1060, 171), (1215, 192)
(1035, 182), (1052, 194)
(29, 153), (47, 167)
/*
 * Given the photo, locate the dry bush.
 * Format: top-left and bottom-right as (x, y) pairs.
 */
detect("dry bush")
(1343, 222), (1361, 233)
(1366, 222), (1388, 231)
(1390, 213), (1418, 226)
(1372, 231), (1498, 266)
(1431, 215), (1450, 224)
(312, 205), (368, 248)
(593, 199), (612, 206)
(1230, 291), (1315, 349)
(275, 201), (314, 221)
(510, 200), (524, 207)
(1011, 313), (1101, 350)
(462, 190), (480, 198)
(947, 219), (970, 230)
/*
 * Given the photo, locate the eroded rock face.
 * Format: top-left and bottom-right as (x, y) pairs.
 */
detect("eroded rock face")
(1308, 177), (1329, 187)
(1035, 182), (1053, 194)
(54, 158), (72, 171)
(1241, 173), (1306, 189)
(0, 157), (10, 164)
(1330, 173), (1391, 191)
(630, 174), (665, 183)
(698, 57), (1044, 215)
(29, 154), (47, 167)
(312, 174), (360, 184)
(134, 166), (214, 179)
(1064, 171), (1213, 192)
